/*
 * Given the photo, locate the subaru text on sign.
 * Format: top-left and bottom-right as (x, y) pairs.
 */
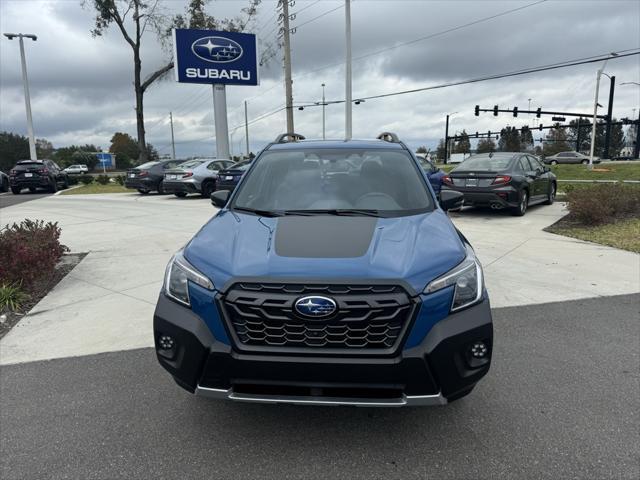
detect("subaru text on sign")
(172, 29), (259, 86)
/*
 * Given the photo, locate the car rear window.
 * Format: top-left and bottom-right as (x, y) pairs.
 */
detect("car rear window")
(455, 155), (513, 171)
(177, 160), (205, 169)
(15, 161), (43, 169)
(137, 161), (160, 169)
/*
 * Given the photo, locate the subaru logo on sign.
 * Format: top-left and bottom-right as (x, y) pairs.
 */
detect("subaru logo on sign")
(191, 36), (243, 63)
(294, 296), (337, 318)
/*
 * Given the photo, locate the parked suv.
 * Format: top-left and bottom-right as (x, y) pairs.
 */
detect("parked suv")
(124, 159), (184, 194)
(9, 159), (69, 194)
(154, 133), (493, 407)
(163, 159), (234, 198)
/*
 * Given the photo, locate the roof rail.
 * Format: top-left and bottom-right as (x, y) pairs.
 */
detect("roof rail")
(274, 132), (306, 143)
(376, 132), (400, 143)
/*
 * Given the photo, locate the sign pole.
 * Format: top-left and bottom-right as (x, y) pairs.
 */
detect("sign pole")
(212, 84), (230, 159)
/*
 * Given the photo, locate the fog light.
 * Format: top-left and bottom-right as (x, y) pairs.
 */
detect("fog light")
(159, 335), (175, 350)
(470, 341), (488, 358)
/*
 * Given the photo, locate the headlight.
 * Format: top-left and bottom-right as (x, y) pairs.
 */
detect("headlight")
(424, 246), (483, 312)
(164, 250), (213, 307)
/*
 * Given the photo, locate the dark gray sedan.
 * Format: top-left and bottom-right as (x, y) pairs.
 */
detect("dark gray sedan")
(543, 151), (600, 165)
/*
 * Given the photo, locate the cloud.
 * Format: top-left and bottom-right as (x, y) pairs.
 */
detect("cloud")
(1, 0), (639, 157)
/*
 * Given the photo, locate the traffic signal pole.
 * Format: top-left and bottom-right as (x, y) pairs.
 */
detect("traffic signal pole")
(443, 114), (450, 164)
(603, 75), (615, 159)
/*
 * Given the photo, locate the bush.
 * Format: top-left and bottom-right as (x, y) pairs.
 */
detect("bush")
(67, 176), (79, 186)
(0, 220), (69, 288)
(114, 175), (126, 185)
(566, 184), (640, 225)
(78, 174), (94, 185)
(96, 174), (110, 185)
(0, 283), (28, 311)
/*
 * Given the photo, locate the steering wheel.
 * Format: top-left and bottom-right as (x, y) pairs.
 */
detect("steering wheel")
(354, 192), (399, 209)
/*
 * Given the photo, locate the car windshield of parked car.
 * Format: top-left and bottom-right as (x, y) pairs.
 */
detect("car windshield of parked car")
(229, 161), (251, 171)
(137, 161), (160, 169)
(231, 149), (433, 217)
(177, 160), (205, 169)
(455, 155), (513, 171)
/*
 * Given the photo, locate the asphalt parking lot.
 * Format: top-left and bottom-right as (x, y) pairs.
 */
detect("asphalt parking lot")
(0, 191), (52, 209)
(2, 294), (638, 480)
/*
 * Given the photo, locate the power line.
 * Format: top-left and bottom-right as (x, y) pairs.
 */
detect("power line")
(294, 50), (640, 108)
(291, 0), (548, 81)
(291, 3), (344, 31)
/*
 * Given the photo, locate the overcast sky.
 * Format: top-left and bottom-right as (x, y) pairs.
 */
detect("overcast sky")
(1, 0), (639, 157)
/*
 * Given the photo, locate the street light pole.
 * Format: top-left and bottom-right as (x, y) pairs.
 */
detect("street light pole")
(588, 62), (607, 167)
(443, 111), (458, 164)
(4, 33), (38, 160)
(244, 100), (250, 157)
(322, 83), (326, 140)
(603, 75), (615, 160)
(345, 0), (352, 140)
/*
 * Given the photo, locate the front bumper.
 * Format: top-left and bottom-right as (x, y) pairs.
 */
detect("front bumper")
(153, 290), (493, 406)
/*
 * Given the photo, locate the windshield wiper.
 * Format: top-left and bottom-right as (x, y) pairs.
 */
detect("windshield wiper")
(283, 209), (382, 217)
(232, 206), (284, 217)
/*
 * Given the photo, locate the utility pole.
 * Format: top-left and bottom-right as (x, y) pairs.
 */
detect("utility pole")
(444, 114), (450, 164)
(575, 117), (582, 152)
(169, 112), (176, 160)
(603, 75), (615, 159)
(322, 83), (326, 140)
(345, 0), (353, 140)
(634, 109), (640, 159)
(244, 101), (250, 158)
(4, 33), (37, 160)
(280, 0), (294, 134)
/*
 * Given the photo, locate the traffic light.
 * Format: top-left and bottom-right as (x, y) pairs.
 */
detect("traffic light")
(474, 105), (480, 116)
(513, 107), (518, 117)
(536, 107), (541, 118)
(493, 105), (498, 116)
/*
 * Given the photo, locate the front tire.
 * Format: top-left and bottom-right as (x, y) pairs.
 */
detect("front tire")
(137, 189), (150, 195)
(511, 190), (528, 216)
(581, 159), (589, 165)
(201, 181), (215, 198)
(49, 178), (58, 193)
(174, 192), (187, 198)
(544, 183), (556, 205)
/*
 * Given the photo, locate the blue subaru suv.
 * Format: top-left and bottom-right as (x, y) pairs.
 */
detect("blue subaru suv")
(154, 132), (492, 406)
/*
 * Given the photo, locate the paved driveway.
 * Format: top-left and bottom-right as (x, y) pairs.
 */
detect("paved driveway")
(1, 295), (638, 480)
(0, 191), (52, 209)
(0, 194), (638, 365)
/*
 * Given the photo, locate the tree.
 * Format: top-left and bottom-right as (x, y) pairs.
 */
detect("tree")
(520, 126), (533, 152)
(454, 130), (471, 153)
(498, 126), (520, 152)
(416, 146), (428, 154)
(109, 132), (140, 161)
(36, 138), (54, 158)
(146, 143), (159, 161)
(476, 138), (496, 154)
(566, 118), (623, 157)
(72, 151), (99, 171)
(0, 132), (30, 171)
(435, 138), (446, 162)
(86, 0), (260, 163)
(542, 123), (570, 157)
(53, 144), (100, 167)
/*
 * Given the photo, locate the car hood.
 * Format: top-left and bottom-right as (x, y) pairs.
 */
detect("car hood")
(184, 209), (466, 294)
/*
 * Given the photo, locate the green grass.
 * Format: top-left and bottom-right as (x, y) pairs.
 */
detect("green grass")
(547, 218), (640, 253)
(60, 183), (129, 195)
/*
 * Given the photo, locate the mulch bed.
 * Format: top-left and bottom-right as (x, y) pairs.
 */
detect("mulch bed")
(0, 253), (87, 340)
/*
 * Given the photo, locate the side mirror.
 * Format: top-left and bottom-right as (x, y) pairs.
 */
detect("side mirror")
(210, 190), (230, 208)
(439, 189), (464, 211)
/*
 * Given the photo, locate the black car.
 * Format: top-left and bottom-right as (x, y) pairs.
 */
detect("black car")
(0, 170), (8, 192)
(441, 152), (557, 216)
(9, 159), (69, 194)
(214, 159), (252, 192)
(125, 160), (184, 194)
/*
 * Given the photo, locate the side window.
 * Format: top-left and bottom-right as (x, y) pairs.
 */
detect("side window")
(207, 162), (219, 171)
(528, 156), (542, 170)
(516, 158), (529, 172)
(558, 153), (568, 157)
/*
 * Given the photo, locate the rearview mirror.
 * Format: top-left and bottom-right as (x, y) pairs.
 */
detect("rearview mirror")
(439, 190), (464, 211)
(210, 190), (230, 208)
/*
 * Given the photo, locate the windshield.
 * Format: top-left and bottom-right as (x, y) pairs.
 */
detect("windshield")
(229, 161), (251, 171)
(177, 160), (205, 169)
(455, 155), (513, 172)
(231, 149), (433, 217)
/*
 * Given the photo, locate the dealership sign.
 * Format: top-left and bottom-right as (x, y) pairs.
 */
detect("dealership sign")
(173, 29), (258, 86)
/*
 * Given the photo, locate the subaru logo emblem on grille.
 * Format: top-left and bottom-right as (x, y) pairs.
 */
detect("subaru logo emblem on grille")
(191, 36), (243, 63)
(294, 296), (337, 318)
